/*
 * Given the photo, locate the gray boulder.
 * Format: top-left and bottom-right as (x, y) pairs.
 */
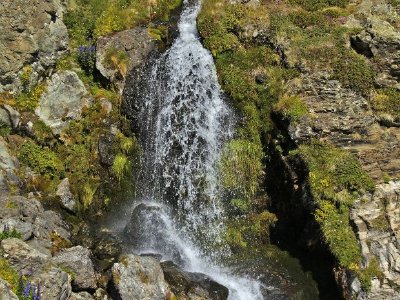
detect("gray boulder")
(52, 246), (97, 290)
(35, 71), (91, 135)
(0, 137), (19, 194)
(56, 178), (77, 213)
(69, 292), (95, 300)
(39, 266), (72, 300)
(96, 27), (157, 90)
(0, 0), (68, 92)
(111, 254), (167, 300)
(1, 238), (50, 274)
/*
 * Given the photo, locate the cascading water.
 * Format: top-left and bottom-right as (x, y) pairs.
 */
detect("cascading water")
(121, 0), (266, 299)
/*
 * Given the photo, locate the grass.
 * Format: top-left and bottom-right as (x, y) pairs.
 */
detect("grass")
(371, 88), (400, 121)
(274, 95), (308, 123)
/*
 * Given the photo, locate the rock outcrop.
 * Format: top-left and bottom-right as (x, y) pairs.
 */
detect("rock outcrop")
(0, 0), (68, 92)
(35, 71), (91, 135)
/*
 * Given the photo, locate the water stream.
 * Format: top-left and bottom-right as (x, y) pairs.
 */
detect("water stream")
(121, 0), (266, 299)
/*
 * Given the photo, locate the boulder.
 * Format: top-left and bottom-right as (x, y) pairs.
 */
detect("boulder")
(111, 254), (167, 300)
(0, 238), (50, 274)
(161, 261), (229, 300)
(0, 278), (18, 300)
(0, 137), (19, 194)
(69, 292), (95, 300)
(96, 27), (157, 89)
(0, 0), (68, 92)
(56, 178), (77, 213)
(35, 71), (91, 135)
(52, 246), (97, 291)
(39, 266), (72, 300)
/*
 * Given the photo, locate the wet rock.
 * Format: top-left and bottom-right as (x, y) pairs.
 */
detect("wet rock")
(161, 261), (229, 300)
(1, 238), (50, 274)
(52, 246), (98, 291)
(124, 204), (184, 264)
(111, 254), (167, 300)
(0, 278), (18, 300)
(39, 266), (72, 300)
(93, 233), (122, 261)
(0, 0), (68, 92)
(96, 27), (157, 89)
(56, 178), (77, 213)
(35, 71), (91, 135)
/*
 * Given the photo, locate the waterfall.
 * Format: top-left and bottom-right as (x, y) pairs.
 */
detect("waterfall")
(122, 0), (265, 299)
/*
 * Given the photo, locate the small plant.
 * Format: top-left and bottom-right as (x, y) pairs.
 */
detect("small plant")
(0, 224), (22, 241)
(15, 83), (46, 112)
(17, 271), (41, 300)
(274, 95), (308, 122)
(77, 44), (96, 74)
(111, 153), (131, 182)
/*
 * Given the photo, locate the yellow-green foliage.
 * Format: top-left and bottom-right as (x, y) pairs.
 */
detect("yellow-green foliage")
(18, 141), (64, 179)
(0, 258), (19, 292)
(15, 83), (46, 112)
(291, 141), (375, 268)
(274, 95), (308, 122)
(219, 139), (264, 199)
(65, 0), (182, 47)
(32, 120), (54, 146)
(82, 183), (98, 209)
(148, 25), (168, 41)
(371, 88), (400, 120)
(20, 65), (33, 89)
(357, 257), (384, 291)
(112, 153), (132, 182)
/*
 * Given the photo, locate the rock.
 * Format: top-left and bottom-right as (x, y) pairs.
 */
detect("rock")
(98, 133), (116, 166)
(39, 266), (72, 300)
(1, 105), (20, 129)
(56, 178), (77, 213)
(1, 238), (50, 274)
(69, 292), (95, 300)
(35, 71), (91, 135)
(0, 137), (19, 194)
(100, 99), (112, 115)
(94, 288), (109, 300)
(93, 233), (122, 261)
(123, 204), (184, 264)
(0, 278), (18, 300)
(0, 0), (68, 92)
(345, 181), (400, 299)
(161, 261), (229, 300)
(111, 254), (167, 300)
(52, 246), (97, 291)
(96, 27), (157, 90)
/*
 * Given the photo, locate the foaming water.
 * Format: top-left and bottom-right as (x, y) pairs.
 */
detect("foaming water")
(122, 0), (265, 299)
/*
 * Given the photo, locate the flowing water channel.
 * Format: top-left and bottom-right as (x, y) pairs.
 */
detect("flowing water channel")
(110, 0), (320, 299)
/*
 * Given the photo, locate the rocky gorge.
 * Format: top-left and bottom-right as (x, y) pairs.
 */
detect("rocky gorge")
(0, 0), (399, 300)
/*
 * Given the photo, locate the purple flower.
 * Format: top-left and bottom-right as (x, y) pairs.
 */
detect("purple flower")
(24, 282), (31, 296)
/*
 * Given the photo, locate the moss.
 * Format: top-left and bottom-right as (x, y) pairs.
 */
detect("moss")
(357, 257), (384, 291)
(371, 88), (400, 121)
(332, 51), (374, 95)
(32, 120), (55, 146)
(0, 258), (19, 292)
(18, 141), (64, 179)
(148, 25), (168, 41)
(81, 183), (98, 209)
(289, 0), (349, 12)
(104, 47), (129, 77)
(14, 83), (46, 112)
(219, 139), (264, 199)
(274, 95), (308, 122)
(50, 231), (71, 255)
(20, 65), (33, 90)
(112, 153), (132, 182)
(370, 214), (390, 231)
(290, 140), (375, 268)
(0, 123), (12, 137)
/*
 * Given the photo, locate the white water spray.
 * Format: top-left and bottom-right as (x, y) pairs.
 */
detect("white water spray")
(123, 1), (265, 299)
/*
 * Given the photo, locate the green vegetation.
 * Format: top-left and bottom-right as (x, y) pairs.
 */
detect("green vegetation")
(112, 153), (132, 182)
(274, 95), (308, 122)
(18, 141), (64, 179)
(65, 0), (182, 47)
(0, 228), (22, 241)
(219, 139), (264, 199)
(291, 140), (374, 268)
(15, 83), (46, 112)
(357, 258), (384, 291)
(104, 47), (130, 78)
(371, 88), (400, 121)
(0, 258), (19, 292)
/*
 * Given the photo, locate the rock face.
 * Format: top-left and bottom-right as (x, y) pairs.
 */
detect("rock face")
(96, 27), (157, 90)
(112, 254), (167, 300)
(35, 71), (91, 135)
(52, 246), (97, 291)
(56, 178), (77, 213)
(0, 0), (68, 92)
(0, 278), (18, 300)
(39, 266), (72, 300)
